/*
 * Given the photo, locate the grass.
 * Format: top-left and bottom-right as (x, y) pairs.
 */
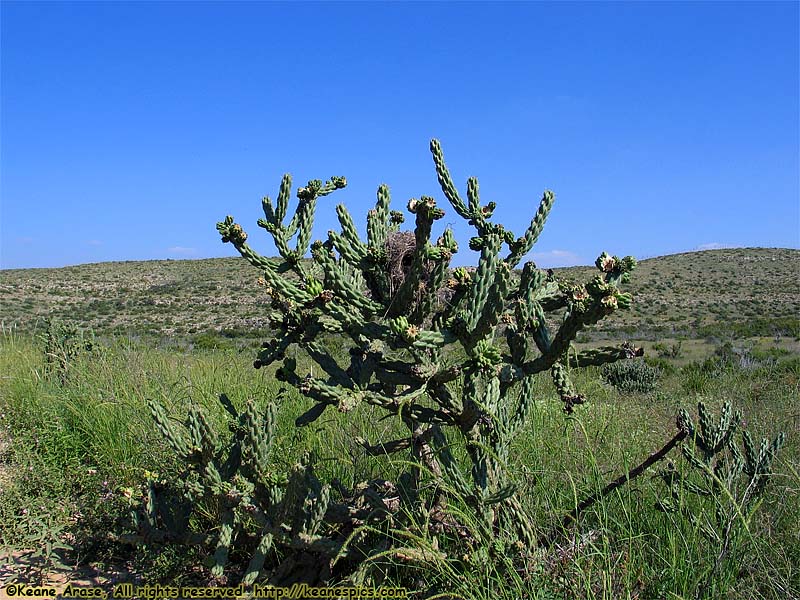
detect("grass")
(0, 327), (797, 598)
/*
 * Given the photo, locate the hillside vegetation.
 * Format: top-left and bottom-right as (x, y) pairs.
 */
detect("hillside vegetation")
(2, 247), (798, 341)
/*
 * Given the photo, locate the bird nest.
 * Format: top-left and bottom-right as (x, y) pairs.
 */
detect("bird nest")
(386, 231), (419, 295)
(385, 231), (452, 314)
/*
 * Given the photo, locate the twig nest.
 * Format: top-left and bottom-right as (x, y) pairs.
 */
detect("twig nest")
(386, 230), (418, 294)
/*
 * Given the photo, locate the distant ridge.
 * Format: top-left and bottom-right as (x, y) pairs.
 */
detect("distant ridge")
(1, 248), (798, 340)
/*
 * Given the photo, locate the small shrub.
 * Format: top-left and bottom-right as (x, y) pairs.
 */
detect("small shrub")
(653, 340), (682, 359)
(645, 356), (677, 376)
(602, 359), (661, 393)
(191, 332), (232, 351)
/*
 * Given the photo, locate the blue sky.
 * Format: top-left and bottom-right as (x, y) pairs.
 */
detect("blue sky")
(1, 1), (798, 270)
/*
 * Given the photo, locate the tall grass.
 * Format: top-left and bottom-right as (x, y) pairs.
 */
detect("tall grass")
(0, 330), (797, 597)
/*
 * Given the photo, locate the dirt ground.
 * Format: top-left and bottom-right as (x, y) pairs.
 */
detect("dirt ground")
(0, 551), (137, 597)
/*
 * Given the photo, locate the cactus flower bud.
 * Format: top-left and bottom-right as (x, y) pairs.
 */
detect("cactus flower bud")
(600, 294), (618, 310)
(469, 237), (485, 251)
(596, 252), (615, 273)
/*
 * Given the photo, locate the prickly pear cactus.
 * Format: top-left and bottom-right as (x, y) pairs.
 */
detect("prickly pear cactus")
(215, 140), (641, 544)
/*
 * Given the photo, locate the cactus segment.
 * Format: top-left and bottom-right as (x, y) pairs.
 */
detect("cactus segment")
(336, 204), (368, 260)
(147, 398), (191, 459)
(430, 139), (469, 219)
(462, 233), (502, 335)
(506, 190), (556, 267)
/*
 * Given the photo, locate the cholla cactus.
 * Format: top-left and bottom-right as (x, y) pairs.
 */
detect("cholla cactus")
(141, 141), (786, 586)
(142, 393), (404, 585)
(660, 401), (785, 536)
(657, 401), (785, 588)
(215, 140), (641, 544)
(41, 318), (97, 385)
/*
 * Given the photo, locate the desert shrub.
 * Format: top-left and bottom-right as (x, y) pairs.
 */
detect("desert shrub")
(602, 358), (661, 393)
(191, 332), (232, 351)
(645, 356), (677, 376)
(653, 340), (683, 358)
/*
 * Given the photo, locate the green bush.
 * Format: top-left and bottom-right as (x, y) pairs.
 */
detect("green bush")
(191, 332), (232, 351)
(602, 358), (661, 393)
(645, 356), (677, 376)
(653, 340), (683, 359)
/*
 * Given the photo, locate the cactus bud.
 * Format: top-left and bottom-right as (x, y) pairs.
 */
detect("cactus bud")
(596, 252), (615, 273)
(586, 275), (610, 296)
(390, 316), (410, 337)
(600, 294), (618, 310)
(620, 256), (637, 272)
(615, 291), (633, 309)
(469, 237), (485, 251)
(453, 267), (472, 285)
(389, 210), (405, 225)
(306, 277), (323, 297)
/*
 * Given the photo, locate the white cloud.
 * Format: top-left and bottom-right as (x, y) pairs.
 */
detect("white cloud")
(167, 246), (198, 256)
(531, 249), (584, 268)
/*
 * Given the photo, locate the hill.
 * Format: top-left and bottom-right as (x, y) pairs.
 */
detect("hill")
(1, 247), (798, 341)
